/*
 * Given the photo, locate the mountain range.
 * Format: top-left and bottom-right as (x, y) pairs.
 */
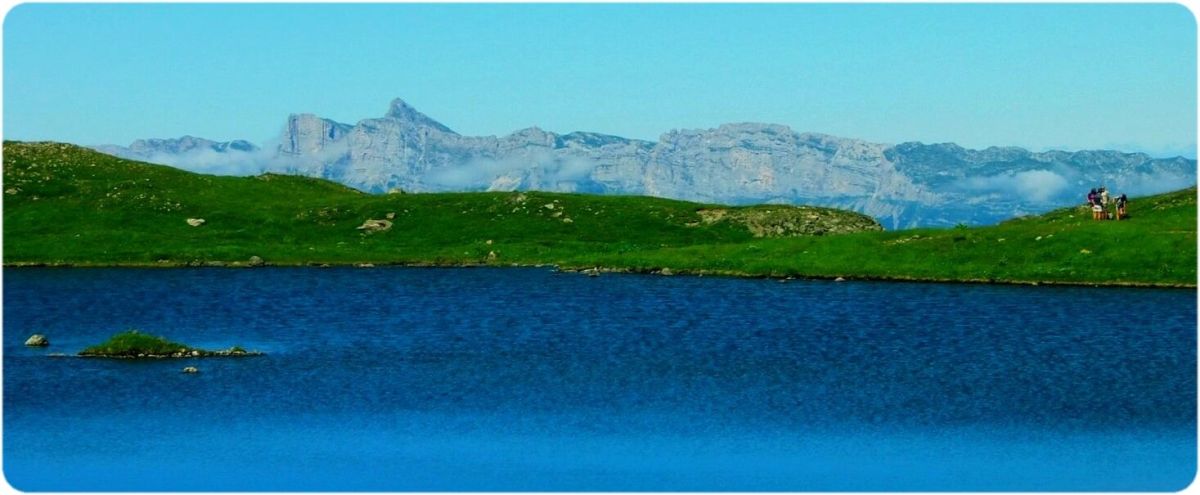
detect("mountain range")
(94, 98), (1197, 228)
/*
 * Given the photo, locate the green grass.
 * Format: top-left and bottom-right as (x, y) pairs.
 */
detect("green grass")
(78, 330), (191, 357)
(4, 141), (1196, 286)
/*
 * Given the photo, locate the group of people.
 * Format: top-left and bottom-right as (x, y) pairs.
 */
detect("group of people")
(1087, 186), (1128, 221)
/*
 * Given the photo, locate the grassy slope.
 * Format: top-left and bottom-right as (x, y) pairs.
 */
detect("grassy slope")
(587, 187), (1196, 285)
(4, 141), (1196, 286)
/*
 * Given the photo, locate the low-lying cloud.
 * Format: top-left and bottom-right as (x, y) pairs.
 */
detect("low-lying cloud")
(956, 166), (1197, 206)
(957, 169), (1072, 203)
(422, 150), (599, 192)
(135, 148), (270, 176)
(106, 137), (354, 178)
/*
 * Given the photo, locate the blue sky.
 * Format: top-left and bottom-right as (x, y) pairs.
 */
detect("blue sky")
(4, 3), (1196, 157)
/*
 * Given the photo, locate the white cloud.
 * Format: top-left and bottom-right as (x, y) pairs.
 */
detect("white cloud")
(957, 169), (1071, 203)
(422, 149), (598, 191)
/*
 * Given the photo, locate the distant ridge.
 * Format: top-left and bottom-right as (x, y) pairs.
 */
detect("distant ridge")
(95, 98), (1198, 228)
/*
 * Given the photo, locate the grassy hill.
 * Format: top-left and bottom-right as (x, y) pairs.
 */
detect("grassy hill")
(4, 141), (1196, 287)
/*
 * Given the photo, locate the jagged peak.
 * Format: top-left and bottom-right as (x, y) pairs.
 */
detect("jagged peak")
(384, 98), (456, 134)
(510, 126), (554, 137)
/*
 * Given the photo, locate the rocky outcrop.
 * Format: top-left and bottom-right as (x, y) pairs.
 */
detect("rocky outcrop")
(697, 204), (883, 237)
(186, 218), (205, 227)
(95, 98), (1198, 228)
(356, 219), (393, 233)
(24, 334), (48, 346)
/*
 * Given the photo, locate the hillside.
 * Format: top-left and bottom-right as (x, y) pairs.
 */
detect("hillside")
(4, 141), (1195, 286)
(588, 187), (1196, 286)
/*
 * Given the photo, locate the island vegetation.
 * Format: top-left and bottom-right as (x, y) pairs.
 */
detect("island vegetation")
(4, 141), (1196, 287)
(78, 330), (261, 358)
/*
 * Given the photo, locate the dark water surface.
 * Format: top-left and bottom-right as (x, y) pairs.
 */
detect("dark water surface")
(3, 267), (1195, 490)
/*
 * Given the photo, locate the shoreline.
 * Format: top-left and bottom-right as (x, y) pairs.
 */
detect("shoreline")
(5, 260), (1194, 289)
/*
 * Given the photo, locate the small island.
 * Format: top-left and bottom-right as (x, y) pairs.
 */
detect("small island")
(78, 330), (263, 358)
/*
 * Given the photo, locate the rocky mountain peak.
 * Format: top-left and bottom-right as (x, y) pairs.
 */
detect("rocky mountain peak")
(384, 98), (455, 134)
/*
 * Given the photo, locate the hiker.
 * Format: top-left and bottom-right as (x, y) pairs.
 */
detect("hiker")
(1087, 188), (1103, 220)
(1087, 188), (1097, 219)
(1116, 193), (1128, 220)
(1100, 187), (1110, 206)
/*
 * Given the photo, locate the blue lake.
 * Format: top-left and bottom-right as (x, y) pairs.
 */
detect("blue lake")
(3, 267), (1196, 491)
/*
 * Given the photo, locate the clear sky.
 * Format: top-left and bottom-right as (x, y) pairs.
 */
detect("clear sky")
(3, 3), (1196, 157)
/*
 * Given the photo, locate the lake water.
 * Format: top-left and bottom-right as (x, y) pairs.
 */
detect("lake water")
(3, 267), (1195, 491)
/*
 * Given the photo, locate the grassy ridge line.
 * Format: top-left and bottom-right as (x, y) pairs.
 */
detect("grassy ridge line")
(3, 141), (1197, 287)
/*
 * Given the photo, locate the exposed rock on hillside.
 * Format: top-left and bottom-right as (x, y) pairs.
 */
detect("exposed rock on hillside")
(357, 218), (393, 233)
(697, 205), (883, 237)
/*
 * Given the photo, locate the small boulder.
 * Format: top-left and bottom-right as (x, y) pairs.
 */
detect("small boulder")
(660, 268), (674, 276)
(24, 334), (49, 347)
(834, 277), (846, 282)
(487, 251), (498, 261)
(582, 268), (601, 277)
(248, 256), (265, 267)
(356, 219), (393, 233)
(186, 218), (206, 227)
(385, 212), (396, 220)
(182, 366), (199, 374)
